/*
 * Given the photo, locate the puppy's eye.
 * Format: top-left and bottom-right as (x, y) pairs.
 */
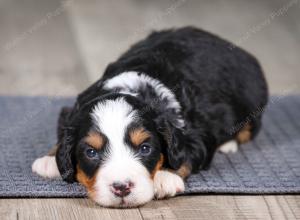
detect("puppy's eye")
(139, 143), (152, 156)
(85, 148), (98, 158)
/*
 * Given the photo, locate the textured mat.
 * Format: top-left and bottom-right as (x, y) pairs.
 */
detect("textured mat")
(0, 96), (300, 197)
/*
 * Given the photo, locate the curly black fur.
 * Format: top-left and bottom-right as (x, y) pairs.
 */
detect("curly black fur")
(56, 27), (268, 182)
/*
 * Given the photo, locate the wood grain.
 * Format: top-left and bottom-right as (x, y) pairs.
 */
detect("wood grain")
(1, 196), (299, 220)
(0, 198), (143, 220)
(140, 195), (300, 220)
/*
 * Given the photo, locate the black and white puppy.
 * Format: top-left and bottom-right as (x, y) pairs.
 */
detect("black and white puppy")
(32, 27), (268, 207)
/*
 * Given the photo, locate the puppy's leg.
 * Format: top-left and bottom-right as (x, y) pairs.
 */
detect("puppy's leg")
(236, 123), (252, 144)
(219, 140), (238, 154)
(32, 145), (61, 178)
(153, 163), (190, 199)
(219, 123), (253, 154)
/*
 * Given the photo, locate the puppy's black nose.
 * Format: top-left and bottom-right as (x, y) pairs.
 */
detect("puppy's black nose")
(111, 181), (133, 197)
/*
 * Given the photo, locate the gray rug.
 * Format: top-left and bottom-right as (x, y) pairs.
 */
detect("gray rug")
(0, 95), (299, 198)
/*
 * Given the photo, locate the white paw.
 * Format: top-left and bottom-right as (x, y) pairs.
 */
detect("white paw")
(153, 170), (185, 199)
(219, 140), (238, 154)
(32, 156), (61, 178)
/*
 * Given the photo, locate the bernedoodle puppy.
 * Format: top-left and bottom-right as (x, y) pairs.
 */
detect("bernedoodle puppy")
(32, 27), (268, 207)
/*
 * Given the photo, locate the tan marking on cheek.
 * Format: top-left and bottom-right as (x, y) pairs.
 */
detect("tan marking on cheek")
(85, 132), (103, 150)
(76, 166), (97, 199)
(237, 123), (252, 144)
(130, 128), (151, 146)
(151, 154), (164, 179)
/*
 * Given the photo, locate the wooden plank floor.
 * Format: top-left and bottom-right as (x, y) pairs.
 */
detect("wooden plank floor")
(0, 196), (299, 220)
(0, 0), (299, 219)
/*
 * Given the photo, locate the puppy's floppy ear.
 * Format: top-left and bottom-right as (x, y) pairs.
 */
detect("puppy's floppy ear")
(55, 107), (77, 183)
(155, 117), (208, 172)
(57, 107), (72, 140)
(155, 117), (187, 170)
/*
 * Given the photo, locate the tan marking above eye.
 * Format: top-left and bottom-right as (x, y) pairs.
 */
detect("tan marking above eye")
(85, 132), (104, 150)
(129, 128), (151, 146)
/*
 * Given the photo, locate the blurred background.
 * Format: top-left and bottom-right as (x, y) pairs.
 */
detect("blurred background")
(0, 0), (299, 96)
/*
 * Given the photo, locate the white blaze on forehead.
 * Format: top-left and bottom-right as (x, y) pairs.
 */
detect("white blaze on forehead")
(91, 97), (143, 170)
(91, 98), (136, 156)
(91, 98), (135, 138)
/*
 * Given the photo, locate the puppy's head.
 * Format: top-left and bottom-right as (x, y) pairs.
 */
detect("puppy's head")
(56, 94), (186, 207)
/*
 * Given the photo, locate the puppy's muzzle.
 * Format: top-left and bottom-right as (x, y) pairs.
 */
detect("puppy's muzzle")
(111, 180), (134, 197)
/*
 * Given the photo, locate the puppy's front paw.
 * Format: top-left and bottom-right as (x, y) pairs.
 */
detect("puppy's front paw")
(32, 156), (60, 178)
(153, 170), (185, 199)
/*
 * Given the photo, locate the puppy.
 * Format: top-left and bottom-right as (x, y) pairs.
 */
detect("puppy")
(32, 27), (268, 207)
